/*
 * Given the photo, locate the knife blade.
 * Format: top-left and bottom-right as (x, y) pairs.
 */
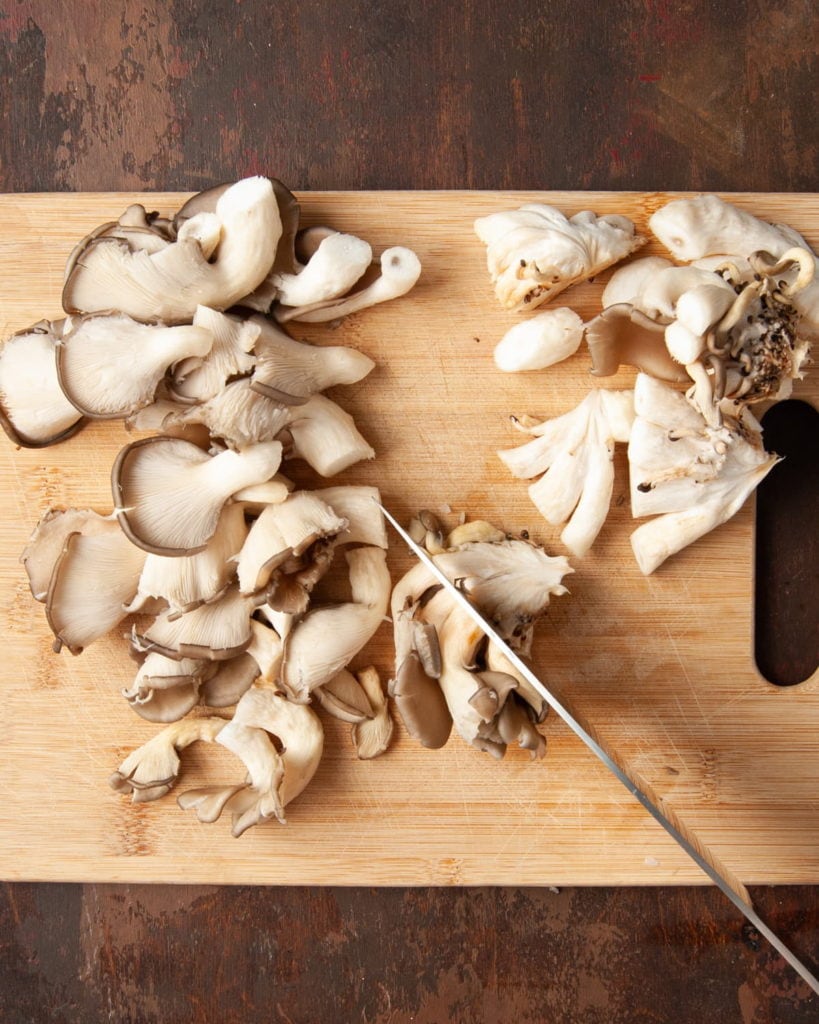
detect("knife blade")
(378, 502), (819, 995)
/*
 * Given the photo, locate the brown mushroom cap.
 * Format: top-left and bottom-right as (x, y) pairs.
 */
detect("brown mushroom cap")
(585, 303), (690, 382)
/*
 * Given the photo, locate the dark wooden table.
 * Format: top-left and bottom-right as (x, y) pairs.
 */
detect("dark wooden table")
(1, 3), (817, 1021)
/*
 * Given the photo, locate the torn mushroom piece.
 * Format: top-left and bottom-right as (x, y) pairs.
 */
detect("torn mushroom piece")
(585, 304), (690, 383)
(169, 306), (259, 403)
(21, 507), (117, 602)
(0, 320), (86, 448)
(474, 204), (645, 311)
(350, 666), (393, 759)
(285, 393), (375, 477)
(64, 177), (282, 324)
(275, 246), (421, 323)
(388, 520), (572, 758)
(179, 686), (324, 835)
(112, 436), (282, 554)
(499, 389), (635, 557)
(271, 231), (373, 306)
(110, 717), (227, 803)
(164, 378), (292, 450)
(280, 546), (391, 702)
(56, 312), (213, 419)
(627, 373), (778, 574)
(248, 314), (375, 403)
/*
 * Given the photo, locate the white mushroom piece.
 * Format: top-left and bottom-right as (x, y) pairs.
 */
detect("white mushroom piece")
(111, 436), (283, 554)
(20, 507), (147, 655)
(389, 515), (572, 756)
(63, 176), (282, 324)
(474, 204), (645, 312)
(248, 314), (375, 403)
(275, 246), (422, 323)
(271, 230), (373, 307)
(178, 686), (324, 835)
(493, 307), (585, 372)
(627, 373), (778, 574)
(498, 389), (635, 557)
(121, 653), (215, 724)
(169, 306), (260, 403)
(55, 312), (213, 418)
(0, 320), (85, 447)
(648, 193), (819, 334)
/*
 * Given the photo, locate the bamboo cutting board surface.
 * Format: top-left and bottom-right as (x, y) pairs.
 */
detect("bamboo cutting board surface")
(0, 190), (817, 886)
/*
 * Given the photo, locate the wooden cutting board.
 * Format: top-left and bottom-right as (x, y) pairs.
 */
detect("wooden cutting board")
(0, 190), (817, 886)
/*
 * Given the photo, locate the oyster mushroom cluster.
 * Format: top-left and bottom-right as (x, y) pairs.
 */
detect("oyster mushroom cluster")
(482, 195), (815, 572)
(389, 511), (573, 759)
(6, 176), (424, 835)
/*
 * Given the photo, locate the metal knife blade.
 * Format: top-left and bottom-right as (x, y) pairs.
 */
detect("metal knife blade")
(378, 502), (819, 995)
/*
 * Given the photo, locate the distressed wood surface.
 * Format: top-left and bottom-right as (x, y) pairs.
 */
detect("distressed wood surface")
(1, 1), (818, 1020)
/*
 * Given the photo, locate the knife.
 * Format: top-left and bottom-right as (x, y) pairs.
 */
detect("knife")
(378, 502), (819, 995)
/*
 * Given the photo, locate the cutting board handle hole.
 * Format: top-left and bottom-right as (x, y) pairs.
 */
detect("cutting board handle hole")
(754, 399), (818, 686)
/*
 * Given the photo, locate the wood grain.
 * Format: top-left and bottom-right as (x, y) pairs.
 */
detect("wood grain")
(1, 189), (817, 887)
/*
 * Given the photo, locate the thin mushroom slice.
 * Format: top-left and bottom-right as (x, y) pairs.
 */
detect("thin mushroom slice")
(350, 666), (394, 759)
(0, 321), (86, 448)
(64, 177), (282, 324)
(132, 584), (256, 662)
(276, 246), (422, 324)
(110, 717), (227, 803)
(56, 312), (212, 418)
(170, 306), (259, 403)
(21, 507), (116, 602)
(122, 653), (212, 723)
(125, 501), (249, 617)
(249, 314), (375, 403)
(315, 668), (376, 724)
(46, 526), (147, 655)
(112, 436), (283, 555)
(281, 546), (391, 701)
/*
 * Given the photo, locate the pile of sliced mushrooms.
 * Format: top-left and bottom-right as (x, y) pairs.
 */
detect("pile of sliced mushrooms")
(478, 194), (815, 572)
(2, 176), (578, 836)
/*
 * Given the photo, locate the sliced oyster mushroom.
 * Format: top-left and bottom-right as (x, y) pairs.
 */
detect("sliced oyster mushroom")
(21, 507), (116, 602)
(286, 393), (375, 476)
(112, 436), (282, 554)
(170, 306), (259, 402)
(276, 246), (421, 323)
(280, 546), (391, 701)
(166, 378), (292, 449)
(56, 312), (212, 418)
(122, 652), (213, 723)
(64, 177), (282, 324)
(132, 584), (256, 661)
(46, 525), (147, 654)
(0, 321), (85, 447)
(125, 501), (248, 616)
(248, 314), (375, 403)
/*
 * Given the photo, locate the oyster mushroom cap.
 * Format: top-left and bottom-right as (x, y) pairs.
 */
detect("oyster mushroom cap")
(56, 312), (213, 418)
(0, 321), (85, 448)
(199, 652), (259, 707)
(21, 507), (116, 602)
(64, 176), (282, 324)
(122, 652), (211, 723)
(46, 525), (147, 655)
(112, 436), (283, 555)
(124, 501), (249, 616)
(315, 668), (376, 724)
(166, 378), (292, 450)
(389, 649), (453, 749)
(474, 204), (645, 312)
(132, 584), (256, 662)
(585, 304), (691, 382)
(249, 314), (375, 402)
(493, 307), (584, 372)
(350, 666), (394, 759)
